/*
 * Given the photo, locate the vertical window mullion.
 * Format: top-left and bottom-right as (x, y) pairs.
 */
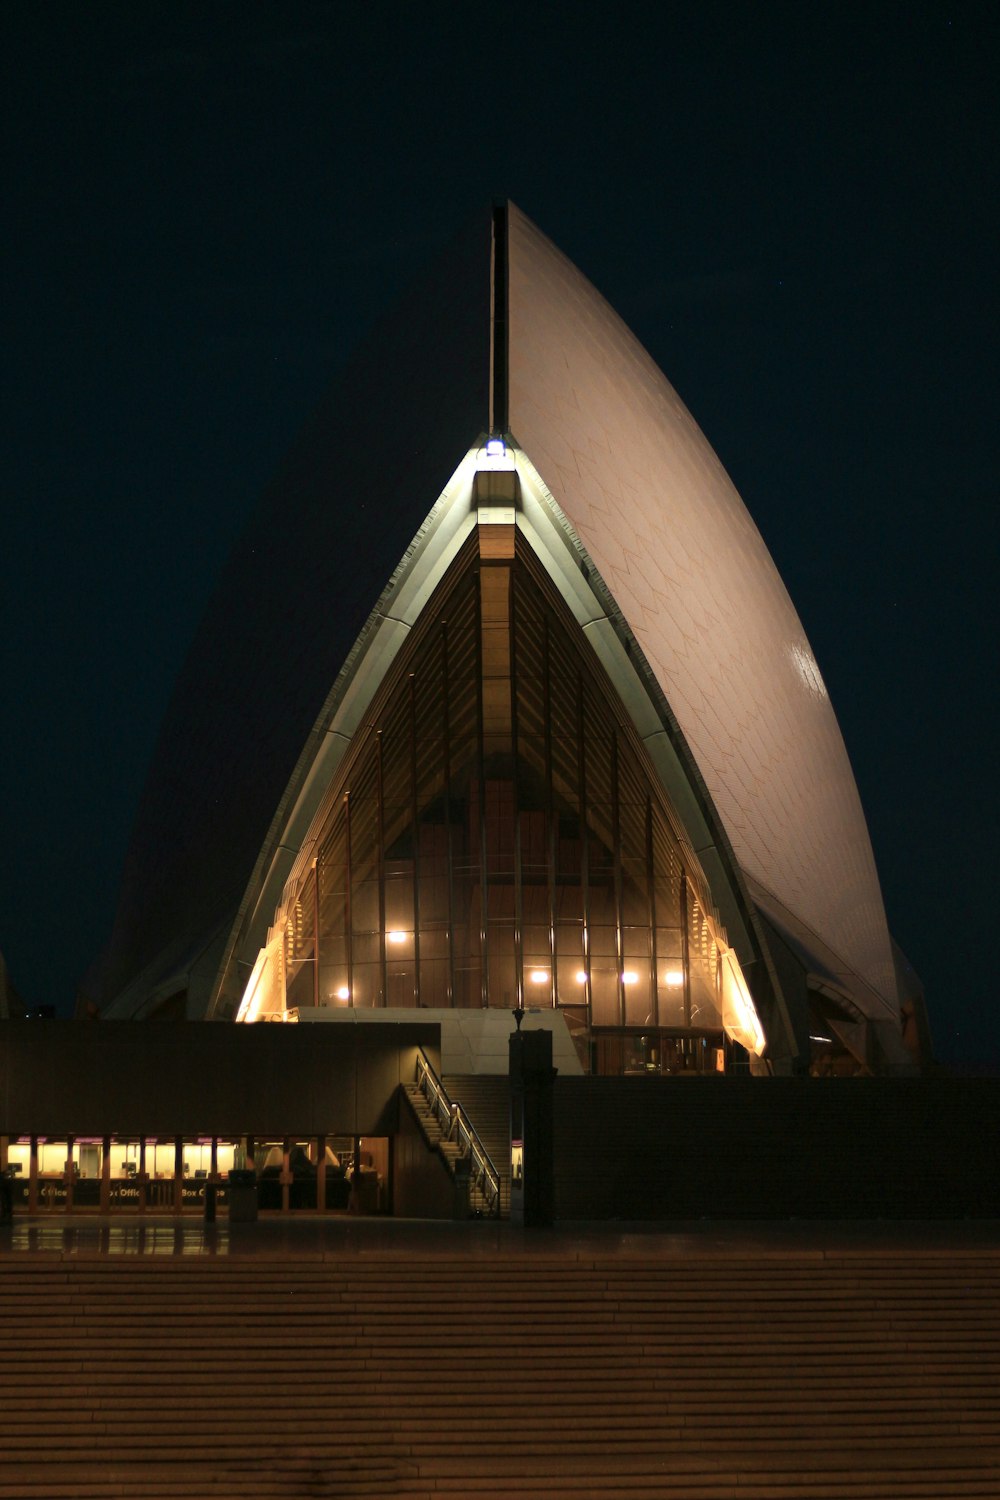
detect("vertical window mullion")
(409, 674), (421, 1008)
(442, 621), (456, 1008)
(474, 569), (489, 1007)
(680, 869), (691, 1029)
(376, 732), (387, 1007)
(510, 565), (524, 1011)
(344, 793), (353, 1007)
(646, 794), (658, 1032)
(611, 730), (625, 1031)
(543, 613), (557, 1008)
(313, 857), (320, 1010)
(576, 669), (591, 1028)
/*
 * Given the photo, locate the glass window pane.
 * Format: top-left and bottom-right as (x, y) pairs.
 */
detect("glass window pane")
(555, 922), (586, 1007)
(384, 871), (413, 933)
(589, 922), (619, 1026)
(352, 879), (380, 936)
(621, 857), (648, 926)
(319, 934), (350, 1006)
(453, 956), (482, 1008)
(623, 931), (652, 1025)
(656, 939), (686, 1024)
(419, 958), (450, 1008)
(386, 961), (416, 1007)
(486, 922), (516, 1009)
(350, 962), (380, 1009)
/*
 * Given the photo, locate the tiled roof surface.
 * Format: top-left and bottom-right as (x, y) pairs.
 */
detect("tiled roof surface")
(507, 204), (896, 1006)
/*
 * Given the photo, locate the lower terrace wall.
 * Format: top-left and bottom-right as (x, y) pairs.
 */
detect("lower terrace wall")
(554, 1076), (1000, 1220)
(0, 1020), (441, 1138)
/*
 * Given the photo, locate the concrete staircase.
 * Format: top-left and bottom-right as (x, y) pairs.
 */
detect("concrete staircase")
(403, 1082), (467, 1171)
(402, 1078), (499, 1217)
(2, 1238), (1000, 1497)
(443, 1072), (511, 1216)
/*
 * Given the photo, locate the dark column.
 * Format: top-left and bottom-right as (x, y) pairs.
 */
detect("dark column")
(509, 1027), (556, 1228)
(64, 1135), (75, 1214)
(281, 1137), (291, 1214)
(28, 1136), (38, 1214)
(350, 1135), (363, 1213)
(316, 1134), (327, 1214)
(173, 1136), (184, 1215)
(100, 1136), (111, 1214)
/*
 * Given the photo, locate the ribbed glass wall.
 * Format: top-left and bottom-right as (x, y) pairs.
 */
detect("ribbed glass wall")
(277, 528), (725, 1073)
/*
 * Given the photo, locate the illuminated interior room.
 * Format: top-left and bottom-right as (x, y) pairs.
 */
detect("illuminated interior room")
(235, 462), (766, 1080)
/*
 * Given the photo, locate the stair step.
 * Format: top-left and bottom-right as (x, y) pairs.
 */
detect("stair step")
(6, 1239), (1000, 1494)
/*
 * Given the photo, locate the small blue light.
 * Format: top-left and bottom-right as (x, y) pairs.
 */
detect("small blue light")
(485, 437), (506, 458)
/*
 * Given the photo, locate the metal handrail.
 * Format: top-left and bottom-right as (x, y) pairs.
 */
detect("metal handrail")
(414, 1050), (501, 1216)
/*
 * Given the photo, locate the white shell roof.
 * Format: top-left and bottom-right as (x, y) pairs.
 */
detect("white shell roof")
(94, 200), (897, 1023)
(506, 204), (897, 1011)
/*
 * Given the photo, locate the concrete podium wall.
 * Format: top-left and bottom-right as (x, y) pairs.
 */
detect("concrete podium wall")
(554, 1076), (1000, 1220)
(0, 1020), (441, 1138)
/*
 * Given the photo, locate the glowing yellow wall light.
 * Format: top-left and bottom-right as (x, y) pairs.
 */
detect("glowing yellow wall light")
(720, 947), (766, 1057)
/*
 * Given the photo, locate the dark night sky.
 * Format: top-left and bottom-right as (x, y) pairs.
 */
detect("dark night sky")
(2, 3), (997, 1067)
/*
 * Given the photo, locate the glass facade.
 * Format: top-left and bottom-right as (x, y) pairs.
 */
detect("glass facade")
(3, 1136), (240, 1212)
(0, 1132), (387, 1217)
(261, 525), (730, 1072)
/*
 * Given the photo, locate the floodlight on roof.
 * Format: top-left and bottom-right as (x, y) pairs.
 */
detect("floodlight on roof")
(720, 948), (766, 1056)
(477, 435), (515, 471)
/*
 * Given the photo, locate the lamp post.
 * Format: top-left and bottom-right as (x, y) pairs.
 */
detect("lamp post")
(510, 1006), (525, 1223)
(509, 1005), (555, 1228)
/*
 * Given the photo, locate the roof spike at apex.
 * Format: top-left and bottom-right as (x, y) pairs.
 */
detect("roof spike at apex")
(490, 199), (509, 437)
(91, 201), (900, 1046)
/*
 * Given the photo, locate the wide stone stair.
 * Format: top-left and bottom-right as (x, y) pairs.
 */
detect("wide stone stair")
(3, 1240), (1000, 1498)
